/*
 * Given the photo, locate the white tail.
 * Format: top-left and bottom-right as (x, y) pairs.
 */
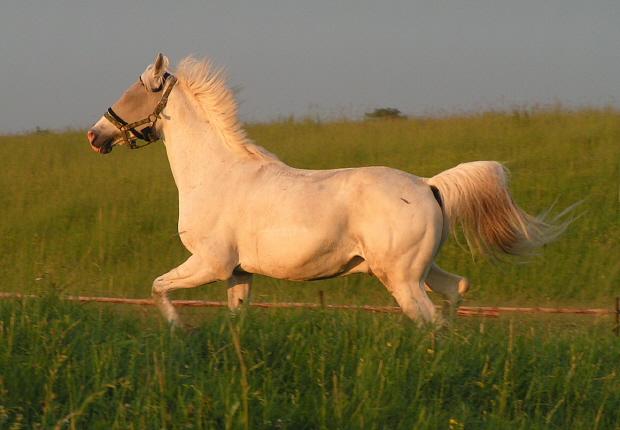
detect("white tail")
(426, 161), (573, 257)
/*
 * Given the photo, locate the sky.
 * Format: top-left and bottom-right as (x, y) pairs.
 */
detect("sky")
(0, 0), (618, 133)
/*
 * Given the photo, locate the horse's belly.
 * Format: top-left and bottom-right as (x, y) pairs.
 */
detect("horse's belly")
(238, 227), (363, 281)
(242, 254), (365, 281)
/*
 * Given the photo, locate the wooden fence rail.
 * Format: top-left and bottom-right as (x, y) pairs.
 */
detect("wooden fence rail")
(1, 292), (617, 322)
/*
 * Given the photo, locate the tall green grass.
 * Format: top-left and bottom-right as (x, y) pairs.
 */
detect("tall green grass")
(0, 297), (618, 429)
(1, 109), (617, 305)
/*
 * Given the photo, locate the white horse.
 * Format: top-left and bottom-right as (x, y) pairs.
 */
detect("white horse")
(87, 53), (569, 327)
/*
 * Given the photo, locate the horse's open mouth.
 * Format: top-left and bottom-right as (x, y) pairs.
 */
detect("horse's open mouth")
(90, 139), (114, 154)
(100, 141), (114, 154)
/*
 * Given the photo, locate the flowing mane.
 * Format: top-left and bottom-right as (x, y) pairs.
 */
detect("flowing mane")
(175, 57), (280, 161)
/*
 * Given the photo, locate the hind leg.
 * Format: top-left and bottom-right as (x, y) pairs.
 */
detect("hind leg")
(366, 187), (445, 325)
(227, 273), (253, 310)
(376, 249), (439, 325)
(387, 277), (437, 325)
(424, 263), (470, 318)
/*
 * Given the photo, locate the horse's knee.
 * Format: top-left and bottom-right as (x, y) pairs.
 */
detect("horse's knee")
(152, 277), (167, 297)
(227, 285), (249, 310)
(227, 274), (252, 310)
(152, 282), (163, 297)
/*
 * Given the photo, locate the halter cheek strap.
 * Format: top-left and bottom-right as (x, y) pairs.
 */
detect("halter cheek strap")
(104, 73), (177, 149)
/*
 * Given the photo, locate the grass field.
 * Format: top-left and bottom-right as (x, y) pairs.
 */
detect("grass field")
(1, 108), (619, 428)
(1, 296), (618, 429)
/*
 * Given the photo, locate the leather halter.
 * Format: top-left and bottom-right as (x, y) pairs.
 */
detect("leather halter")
(104, 72), (177, 149)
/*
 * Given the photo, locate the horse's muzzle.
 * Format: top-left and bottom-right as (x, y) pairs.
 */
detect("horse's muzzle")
(87, 130), (114, 154)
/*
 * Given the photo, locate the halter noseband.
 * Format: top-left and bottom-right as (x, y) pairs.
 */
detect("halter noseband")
(104, 72), (177, 149)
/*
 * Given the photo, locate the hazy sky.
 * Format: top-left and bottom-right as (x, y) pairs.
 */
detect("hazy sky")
(1, 0), (618, 133)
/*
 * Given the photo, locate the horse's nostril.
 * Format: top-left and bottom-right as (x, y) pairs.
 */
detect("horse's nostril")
(87, 130), (97, 144)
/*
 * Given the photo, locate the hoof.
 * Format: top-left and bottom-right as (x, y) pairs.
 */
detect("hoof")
(458, 278), (470, 296)
(169, 319), (190, 333)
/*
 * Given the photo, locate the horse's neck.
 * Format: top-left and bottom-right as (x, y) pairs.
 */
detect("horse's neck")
(160, 91), (239, 194)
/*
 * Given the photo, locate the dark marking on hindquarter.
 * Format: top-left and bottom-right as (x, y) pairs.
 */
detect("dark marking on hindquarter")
(400, 197), (410, 204)
(430, 184), (447, 254)
(430, 185), (443, 209)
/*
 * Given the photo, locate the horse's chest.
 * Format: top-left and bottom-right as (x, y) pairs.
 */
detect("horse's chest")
(176, 214), (222, 254)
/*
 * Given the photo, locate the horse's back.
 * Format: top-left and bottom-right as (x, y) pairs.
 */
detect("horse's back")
(243, 163), (439, 231)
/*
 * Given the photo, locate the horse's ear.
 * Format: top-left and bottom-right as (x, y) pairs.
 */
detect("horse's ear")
(141, 53), (170, 91)
(153, 53), (170, 78)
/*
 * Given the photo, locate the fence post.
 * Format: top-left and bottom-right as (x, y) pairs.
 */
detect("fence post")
(615, 297), (619, 337)
(319, 290), (325, 308)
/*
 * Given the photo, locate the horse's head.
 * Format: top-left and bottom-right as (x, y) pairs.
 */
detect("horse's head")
(87, 53), (176, 154)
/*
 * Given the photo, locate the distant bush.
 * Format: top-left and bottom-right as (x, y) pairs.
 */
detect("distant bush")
(34, 126), (51, 135)
(364, 107), (406, 120)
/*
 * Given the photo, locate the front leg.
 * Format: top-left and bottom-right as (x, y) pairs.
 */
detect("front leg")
(227, 272), (253, 310)
(152, 254), (230, 327)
